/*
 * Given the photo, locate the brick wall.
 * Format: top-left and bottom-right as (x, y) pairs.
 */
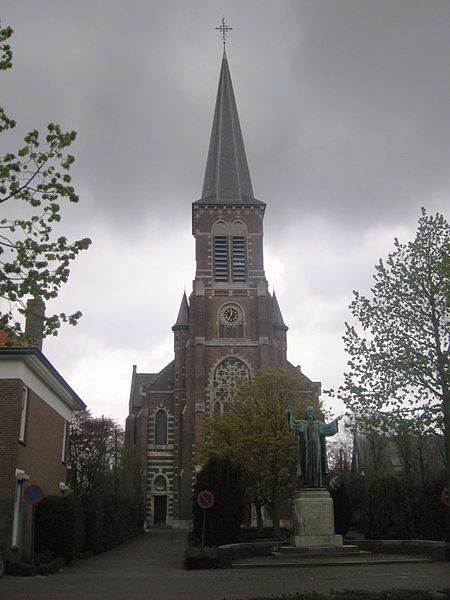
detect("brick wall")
(16, 388), (67, 496)
(0, 378), (68, 553)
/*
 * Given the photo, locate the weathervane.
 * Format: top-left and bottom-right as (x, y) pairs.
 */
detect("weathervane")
(216, 17), (232, 49)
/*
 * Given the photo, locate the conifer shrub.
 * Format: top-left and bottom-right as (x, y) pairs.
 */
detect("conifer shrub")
(365, 473), (414, 539)
(192, 454), (246, 546)
(410, 477), (447, 541)
(330, 480), (352, 535)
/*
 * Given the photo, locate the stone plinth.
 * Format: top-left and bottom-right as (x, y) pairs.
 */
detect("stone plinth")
(292, 489), (343, 548)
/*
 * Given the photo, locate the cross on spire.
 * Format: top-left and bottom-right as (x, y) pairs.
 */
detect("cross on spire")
(216, 17), (232, 49)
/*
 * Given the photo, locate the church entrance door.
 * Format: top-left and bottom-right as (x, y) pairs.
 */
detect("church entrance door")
(153, 496), (167, 525)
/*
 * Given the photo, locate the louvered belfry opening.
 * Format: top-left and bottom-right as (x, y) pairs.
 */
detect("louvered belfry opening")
(213, 234), (247, 282)
(231, 236), (246, 281)
(213, 235), (229, 281)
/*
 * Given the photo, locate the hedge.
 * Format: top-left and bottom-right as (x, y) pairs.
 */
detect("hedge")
(35, 493), (144, 562)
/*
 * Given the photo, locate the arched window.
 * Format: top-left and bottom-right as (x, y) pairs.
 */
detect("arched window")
(155, 409), (167, 445)
(212, 221), (248, 283)
(211, 357), (250, 414)
(154, 475), (167, 492)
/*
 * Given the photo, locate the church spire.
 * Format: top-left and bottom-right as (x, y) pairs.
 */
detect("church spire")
(200, 54), (260, 204)
(172, 292), (189, 330)
(272, 291), (288, 331)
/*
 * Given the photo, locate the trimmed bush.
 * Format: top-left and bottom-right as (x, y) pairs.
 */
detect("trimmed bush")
(242, 591), (440, 600)
(184, 546), (219, 570)
(3, 555), (36, 576)
(330, 480), (352, 535)
(365, 473), (414, 540)
(410, 478), (447, 541)
(82, 494), (104, 554)
(37, 557), (65, 575)
(35, 495), (84, 562)
(35, 493), (144, 562)
(192, 455), (246, 547)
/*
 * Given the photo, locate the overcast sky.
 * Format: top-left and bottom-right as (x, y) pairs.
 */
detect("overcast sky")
(1, 1), (449, 424)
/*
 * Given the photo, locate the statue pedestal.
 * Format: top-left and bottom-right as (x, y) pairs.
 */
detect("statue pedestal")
(292, 489), (343, 548)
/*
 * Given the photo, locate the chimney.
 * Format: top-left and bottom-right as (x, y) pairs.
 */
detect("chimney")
(25, 298), (45, 350)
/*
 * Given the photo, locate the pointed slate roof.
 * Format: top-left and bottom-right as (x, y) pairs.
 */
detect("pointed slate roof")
(172, 292), (189, 330)
(197, 52), (264, 206)
(272, 292), (288, 331)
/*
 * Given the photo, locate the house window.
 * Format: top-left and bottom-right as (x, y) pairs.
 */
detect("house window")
(155, 410), (168, 445)
(19, 387), (28, 443)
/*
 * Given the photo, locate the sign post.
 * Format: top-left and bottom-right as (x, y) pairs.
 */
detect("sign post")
(196, 489), (215, 548)
(23, 484), (45, 565)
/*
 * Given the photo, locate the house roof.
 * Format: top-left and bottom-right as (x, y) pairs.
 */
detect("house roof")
(0, 346), (86, 411)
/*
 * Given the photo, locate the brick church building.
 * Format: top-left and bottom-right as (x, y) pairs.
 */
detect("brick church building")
(126, 51), (321, 528)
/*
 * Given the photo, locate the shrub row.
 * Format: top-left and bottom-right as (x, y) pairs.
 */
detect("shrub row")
(184, 546), (219, 570)
(243, 592), (440, 600)
(35, 494), (144, 562)
(331, 473), (448, 541)
(3, 554), (65, 577)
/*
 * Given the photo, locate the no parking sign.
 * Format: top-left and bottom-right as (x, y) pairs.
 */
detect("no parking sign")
(197, 489), (215, 547)
(23, 484), (45, 506)
(196, 489), (215, 510)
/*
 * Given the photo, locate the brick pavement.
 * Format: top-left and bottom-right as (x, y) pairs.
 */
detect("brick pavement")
(1, 530), (449, 600)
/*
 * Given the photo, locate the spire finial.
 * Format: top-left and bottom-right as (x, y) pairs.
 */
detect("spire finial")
(216, 16), (232, 50)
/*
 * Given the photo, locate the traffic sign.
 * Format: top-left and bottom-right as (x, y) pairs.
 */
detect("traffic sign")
(23, 484), (45, 506)
(197, 489), (215, 510)
(441, 488), (449, 507)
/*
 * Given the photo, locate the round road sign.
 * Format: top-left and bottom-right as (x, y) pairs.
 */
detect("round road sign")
(23, 484), (45, 506)
(441, 488), (450, 507)
(197, 489), (215, 509)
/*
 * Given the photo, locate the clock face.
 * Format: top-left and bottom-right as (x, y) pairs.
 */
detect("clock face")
(223, 307), (239, 323)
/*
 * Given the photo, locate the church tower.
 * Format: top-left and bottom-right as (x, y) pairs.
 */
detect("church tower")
(126, 51), (320, 528)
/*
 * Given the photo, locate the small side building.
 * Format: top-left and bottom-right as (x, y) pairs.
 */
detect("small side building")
(0, 303), (85, 561)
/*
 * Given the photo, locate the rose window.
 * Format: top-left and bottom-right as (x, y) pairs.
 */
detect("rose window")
(212, 357), (250, 413)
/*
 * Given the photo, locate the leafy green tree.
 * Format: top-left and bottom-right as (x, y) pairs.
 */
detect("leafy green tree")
(0, 20), (91, 340)
(198, 367), (322, 535)
(335, 209), (449, 524)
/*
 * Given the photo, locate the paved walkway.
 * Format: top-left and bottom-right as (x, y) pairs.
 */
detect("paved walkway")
(1, 530), (450, 600)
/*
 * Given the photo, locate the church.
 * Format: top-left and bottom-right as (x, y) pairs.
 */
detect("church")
(126, 49), (321, 528)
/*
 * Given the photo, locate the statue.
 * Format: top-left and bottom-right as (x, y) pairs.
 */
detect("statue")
(287, 405), (343, 489)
